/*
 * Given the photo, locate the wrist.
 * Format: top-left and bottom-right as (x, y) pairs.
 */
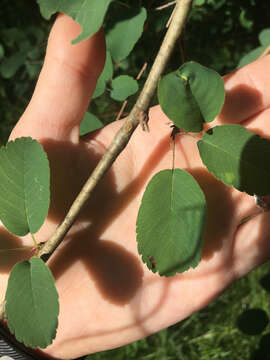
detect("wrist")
(0, 323), (55, 360)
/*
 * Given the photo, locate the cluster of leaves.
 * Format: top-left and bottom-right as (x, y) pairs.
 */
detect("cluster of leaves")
(36, 0), (148, 135)
(1, 0), (269, 140)
(1, 0), (270, 352)
(0, 137), (58, 348)
(137, 59), (270, 276)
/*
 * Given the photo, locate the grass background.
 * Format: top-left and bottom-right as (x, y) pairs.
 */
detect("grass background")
(1, 1), (270, 359)
(85, 262), (270, 360)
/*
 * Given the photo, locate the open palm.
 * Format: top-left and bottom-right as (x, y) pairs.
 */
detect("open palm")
(1, 15), (270, 359)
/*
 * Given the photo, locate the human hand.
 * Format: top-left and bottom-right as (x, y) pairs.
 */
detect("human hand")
(1, 14), (270, 360)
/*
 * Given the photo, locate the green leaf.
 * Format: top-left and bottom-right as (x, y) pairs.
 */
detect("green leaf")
(239, 9), (253, 30)
(0, 51), (27, 79)
(0, 137), (50, 236)
(237, 46), (267, 69)
(111, 75), (139, 101)
(80, 112), (104, 136)
(93, 51), (113, 99)
(106, 7), (147, 61)
(158, 61), (225, 132)
(5, 257), (59, 348)
(197, 125), (270, 196)
(259, 28), (270, 46)
(36, 0), (112, 44)
(136, 169), (207, 276)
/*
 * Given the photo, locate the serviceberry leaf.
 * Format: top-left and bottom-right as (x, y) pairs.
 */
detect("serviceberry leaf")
(198, 124), (270, 196)
(136, 169), (207, 276)
(158, 61), (225, 132)
(80, 112), (104, 136)
(0, 137), (50, 236)
(36, 0), (112, 44)
(110, 75), (139, 101)
(5, 257), (59, 348)
(106, 7), (147, 61)
(93, 51), (113, 99)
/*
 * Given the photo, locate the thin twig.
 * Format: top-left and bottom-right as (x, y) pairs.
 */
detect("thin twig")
(115, 62), (148, 121)
(155, 1), (176, 11)
(136, 62), (148, 80)
(36, 0), (193, 258)
(116, 100), (128, 121)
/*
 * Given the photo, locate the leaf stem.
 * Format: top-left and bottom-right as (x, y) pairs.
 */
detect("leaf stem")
(31, 233), (38, 247)
(36, 0), (193, 259)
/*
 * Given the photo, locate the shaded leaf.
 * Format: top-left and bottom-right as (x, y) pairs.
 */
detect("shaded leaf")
(158, 61), (225, 132)
(106, 7), (147, 61)
(0, 51), (27, 79)
(136, 169), (207, 276)
(0, 137), (50, 236)
(80, 112), (104, 136)
(237, 28), (270, 69)
(111, 75), (138, 101)
(237, 45), (267, 69)
(36, 0), (112, 44)
(5, 257), (59, 348)
(198, 125), (270, 196)
(93, 51), (113, 99)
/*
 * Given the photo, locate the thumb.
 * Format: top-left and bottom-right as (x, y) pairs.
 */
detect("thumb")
(10, 14), (106, 142)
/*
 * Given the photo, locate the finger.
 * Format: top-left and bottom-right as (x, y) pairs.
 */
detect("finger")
(217, 55), (270, 124)
(10, 14), (106, 143)
(233, 210), (270, 279)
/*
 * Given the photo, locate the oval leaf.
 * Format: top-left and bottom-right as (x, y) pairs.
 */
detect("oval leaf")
(111, 75), (139, 101)
(80, 112), (104, 136)
(136, 169), (207, 276)
(36, 0), (112, 44)
(106, 7), (147, 61)
(158, 61), (225, 132)
(259, 28), (270, 46)
(0, 137), (50, 236)
(5, 257), (59, 348)
(198, 124), (270, 196)
(237, 45), (267, 69)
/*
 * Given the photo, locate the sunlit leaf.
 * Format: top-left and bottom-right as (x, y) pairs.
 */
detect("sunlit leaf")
(0, 137), (50, 236)
(36, 0), (112, 44)
(136, 169), (207, 276)
(5, 257), (59, 348)
(158, 61), (225, 132)
(106, 7), (147, 61)
(198, 124), (270, 196)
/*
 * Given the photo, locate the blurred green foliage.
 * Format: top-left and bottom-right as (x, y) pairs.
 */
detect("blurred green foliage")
(0, 0), (50, 144)
(1, 0), (270, 144)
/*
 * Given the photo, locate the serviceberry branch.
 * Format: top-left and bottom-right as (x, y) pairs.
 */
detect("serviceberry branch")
(36, 0), (193, 258)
